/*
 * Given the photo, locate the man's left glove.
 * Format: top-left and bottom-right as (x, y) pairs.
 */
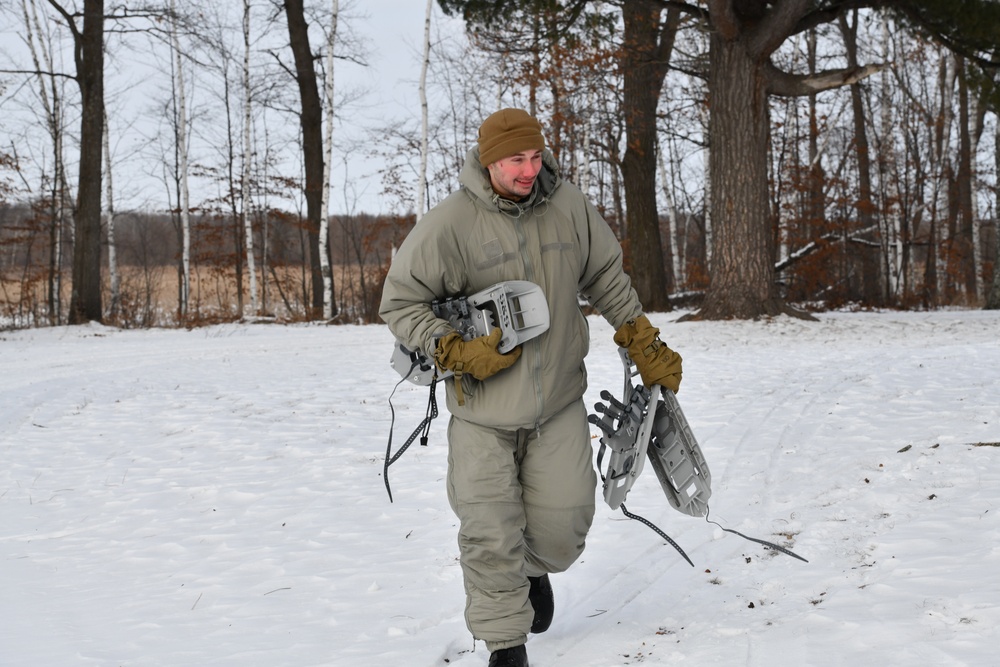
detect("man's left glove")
(435, 329), (521, 405)
(614, 315), (682, 393)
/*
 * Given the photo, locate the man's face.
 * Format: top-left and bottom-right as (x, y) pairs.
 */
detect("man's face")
(487, 149), (543, 200)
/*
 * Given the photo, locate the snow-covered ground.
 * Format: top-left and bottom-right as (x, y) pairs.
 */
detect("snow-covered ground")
(2, 310), (998, 666)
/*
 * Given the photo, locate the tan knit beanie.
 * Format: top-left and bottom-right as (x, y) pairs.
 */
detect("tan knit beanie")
(477, 108), (545, 167)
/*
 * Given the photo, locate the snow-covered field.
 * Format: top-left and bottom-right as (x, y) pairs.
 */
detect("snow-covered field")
(2, 310), (998, 666)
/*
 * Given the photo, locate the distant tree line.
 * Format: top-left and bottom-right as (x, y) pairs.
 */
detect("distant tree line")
(0, 200), (405, 328)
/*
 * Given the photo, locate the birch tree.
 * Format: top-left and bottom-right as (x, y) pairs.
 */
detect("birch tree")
(103, 106), (119, 317)
(318, 0), (340, 320)
(928, 53), (955, 301)
(657, 139), (683, 287)
(416, 0), (432, 223)
(878, 19), (905, 300)
(242, 0), (259, 315)
(169, 0), (191, 318)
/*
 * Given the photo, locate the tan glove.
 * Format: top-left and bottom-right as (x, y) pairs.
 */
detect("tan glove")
(435, 329), (521, 405)
(613, 315), (682, 393)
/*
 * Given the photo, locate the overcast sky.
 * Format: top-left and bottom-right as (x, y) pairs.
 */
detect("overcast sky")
(331, 0), (466, 214)
(0, 1), (468, 216)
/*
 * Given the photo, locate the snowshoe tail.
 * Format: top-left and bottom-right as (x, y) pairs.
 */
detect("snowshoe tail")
(646, 389), (712, 517)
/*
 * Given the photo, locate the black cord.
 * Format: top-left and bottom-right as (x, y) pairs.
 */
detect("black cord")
(705, 507), (809, 563)
(383, 368), (439, 502)
(620, 502), (695, 567)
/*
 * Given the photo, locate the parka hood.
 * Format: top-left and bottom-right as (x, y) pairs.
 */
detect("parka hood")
(459, 146), (562, 217)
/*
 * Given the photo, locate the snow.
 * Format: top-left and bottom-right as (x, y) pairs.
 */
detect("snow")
(2, 310), (999, 666)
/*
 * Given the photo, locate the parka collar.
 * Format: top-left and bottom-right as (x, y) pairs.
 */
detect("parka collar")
(460, 147), (561, 217)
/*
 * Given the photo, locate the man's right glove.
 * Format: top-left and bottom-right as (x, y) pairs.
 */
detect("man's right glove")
(435, 328), (521, 405)
(613, 315), (682, 393)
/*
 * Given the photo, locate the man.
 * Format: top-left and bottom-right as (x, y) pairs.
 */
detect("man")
(379, 108), (681, 667)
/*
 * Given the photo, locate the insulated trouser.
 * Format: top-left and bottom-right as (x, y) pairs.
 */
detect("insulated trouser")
(446, 399), (597, 651)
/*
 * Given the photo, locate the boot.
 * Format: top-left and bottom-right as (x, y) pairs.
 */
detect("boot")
(488, 644), (529, 667)
(528, 574), (554, 634)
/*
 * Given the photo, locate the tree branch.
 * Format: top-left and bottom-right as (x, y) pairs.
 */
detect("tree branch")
(0, 67), (77, 81)
(766, 61), (886, 97)
(893, 1), (1000, 67)
(791, 0), (883, 37)
(747, 0), (811, 59)
(653, 8), (684, 80)
(44, 0), (80, 39)
(775, 224), (879, 272)
(646, 0), (708, 23)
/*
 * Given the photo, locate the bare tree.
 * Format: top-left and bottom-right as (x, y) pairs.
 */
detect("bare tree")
(417, 0), (433, 222)
(619, 1), (682, 310)
(687, 2), (882, 320)
(242, 0), (259, 315)
(283, 0), (330, 319)
(168, 0), (192, 318)
(987, 102), (1000, 310)
(103, 106), (120, 317)
(838, 12), (881, 305)
(21, 0), (71, 324)
(952, 56), (978, 301)
(47, 0), (105, 323)
(317, 0), (340, 320)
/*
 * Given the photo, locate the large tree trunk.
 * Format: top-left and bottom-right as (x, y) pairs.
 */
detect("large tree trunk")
(285, 0), (326, 319)
(696, 32), (790, 320)
(619, 2), (678, 312)
(66, 0), (104, 324)
(954, 58), (978, 301)
(687, 0), (886, 320)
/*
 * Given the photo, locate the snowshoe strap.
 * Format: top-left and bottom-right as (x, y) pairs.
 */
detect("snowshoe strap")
(383, 363), (439, 502)
(620, 502), (694, 567)
(704, 509), (809, 563)
(593, 435), (693, 565)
